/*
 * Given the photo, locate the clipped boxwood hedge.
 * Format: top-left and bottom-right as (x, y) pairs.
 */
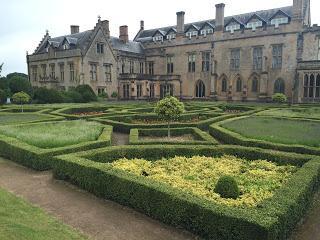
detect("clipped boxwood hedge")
(53, 145), (320, 240)
(93, 108), (262, 133)
(209, 116), (320, 155)
(129, 127), (218, 145)
(0, 124), (113, 170)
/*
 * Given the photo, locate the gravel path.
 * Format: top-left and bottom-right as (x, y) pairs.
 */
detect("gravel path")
(0, 158), (196, 240)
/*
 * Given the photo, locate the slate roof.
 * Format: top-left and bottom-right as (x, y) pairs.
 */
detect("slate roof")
(135, 6), (292, 41)
(36, 29), (144, 55)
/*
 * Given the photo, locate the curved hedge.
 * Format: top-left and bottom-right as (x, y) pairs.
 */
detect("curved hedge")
(53, 145), (320, 240)
(0, 124), (113, 170)
(209, 116), (320, 155)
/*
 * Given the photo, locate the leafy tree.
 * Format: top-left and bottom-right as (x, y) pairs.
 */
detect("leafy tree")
(0, 63), (3, 77)
(272, 93), (287, 104)
(62, 90), (84, 103)
(12, 91), (31, 112)
(8, 75), (33, 96)
(154, 96), (184, 137)
(214, 175), (240, 199)
(75, 85), (97, 102)
(0, 89), (6, 104)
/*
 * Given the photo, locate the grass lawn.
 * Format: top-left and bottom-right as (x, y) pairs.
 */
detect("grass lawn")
(110, 155), (297, 208)
(0, 188), (86, 240)
(0, 120), (104, 149)
(258, 107), (320, 119)
(222, 116), (320, 147)
(0, 113), (53, 125)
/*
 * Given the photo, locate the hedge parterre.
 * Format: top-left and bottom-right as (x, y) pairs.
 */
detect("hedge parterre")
(53, 145), (320, 240)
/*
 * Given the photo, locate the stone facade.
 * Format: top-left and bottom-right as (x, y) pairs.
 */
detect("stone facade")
(27, 0), (320, 103)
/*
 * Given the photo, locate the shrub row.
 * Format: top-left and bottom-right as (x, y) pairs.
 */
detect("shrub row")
(209, 117), (320, 155)
(0, 125), (113, 170)
(93, 108), (262, 133)
(53, 145), (320, 240)
(129, 127), (218, 145)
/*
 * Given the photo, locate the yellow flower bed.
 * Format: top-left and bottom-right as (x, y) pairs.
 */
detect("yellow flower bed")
(110, 155), (297, 208)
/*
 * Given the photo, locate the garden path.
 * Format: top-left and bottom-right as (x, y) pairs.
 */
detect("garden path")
(0, 158), (196, 240)
(112, 132), (129, 146)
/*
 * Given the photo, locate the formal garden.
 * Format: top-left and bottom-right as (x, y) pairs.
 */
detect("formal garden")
(0, 95), (320, 239)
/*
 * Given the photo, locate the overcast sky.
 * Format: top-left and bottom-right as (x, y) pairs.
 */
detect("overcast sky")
(0, 0), (318, 76)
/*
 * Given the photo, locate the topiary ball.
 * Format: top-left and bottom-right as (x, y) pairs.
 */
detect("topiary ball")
(214, 175), (240, 199)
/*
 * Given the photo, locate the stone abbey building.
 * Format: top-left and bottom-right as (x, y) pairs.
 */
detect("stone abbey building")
(27, 0), (320, 103)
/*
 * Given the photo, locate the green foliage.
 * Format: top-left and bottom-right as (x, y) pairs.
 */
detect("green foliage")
(0, 113), (61, 125)
(53, 145), (320, 240)
(0, 89), (6, 104)
(154, 96), (185, 137)
(0, 188), (86, 240)
(8, 75), (33, 96)
(221, 116), (320, 148)
(214, 175), (240, 199)
(0, 120), (104, 149)
(210, 117), (320, 155)
(63, 90), (84, 103)
(155, 97), (185, 122)
(98, 92), (108, 99)
(0, 63), (3, 77)
(75, 85), (97, 102)
(111, 91), (118, 98)
(33, 87), (64, 103)
(12, 91), (31, 105)
(272, 93), (287, 103)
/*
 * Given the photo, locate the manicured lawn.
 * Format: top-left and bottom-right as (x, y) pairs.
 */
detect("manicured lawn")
(258, 107), (320, 119)
(0, 113), (53, 124)
(0, 120), (104, 149)
(0, 188), (86, 240)
(222, 116), (320, 147)
(110, 155), (297, 208)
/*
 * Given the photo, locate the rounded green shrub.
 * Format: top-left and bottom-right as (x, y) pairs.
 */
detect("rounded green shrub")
(111, 91), (118, 98)
(214, 175), (240, 199)
(272, 93), (287, 103)
(75, 85), (97, 102)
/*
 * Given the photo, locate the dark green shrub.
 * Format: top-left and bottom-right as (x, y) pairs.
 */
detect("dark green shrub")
(0, 89), (6, 104)
(272, 93), (287, 103)
(214, 175), (240, 199)
(98, 92), (108, 99)
(75, 85), (97, 102)
(62, 91), (84, 103)
(33, 87), (64, 103)
(111, 91), (118, 98)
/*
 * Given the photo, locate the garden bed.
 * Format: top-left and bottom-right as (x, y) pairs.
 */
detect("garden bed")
(0, 120), (113, 170)
(0, 112), (64, 125)
(129, 127), (217, 145)
(209, 116), (320, 155)
(53, 145), (320, 240)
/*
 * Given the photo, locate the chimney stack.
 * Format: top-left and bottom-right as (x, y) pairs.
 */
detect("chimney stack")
(119, 25), (129, 43)
(176, 11), (185, 35)
(293, 0), (303, 20)
(140, 20), (144, 30)
(215, 3), (225, 31)
(70, 25), (80, 34)
(101, 20), (110, 38)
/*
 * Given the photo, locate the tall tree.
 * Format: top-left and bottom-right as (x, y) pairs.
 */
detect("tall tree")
(0, 63), (3, 77)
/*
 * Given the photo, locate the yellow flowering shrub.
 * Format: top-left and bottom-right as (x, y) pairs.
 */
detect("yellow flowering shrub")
(110, 155), (297, 208)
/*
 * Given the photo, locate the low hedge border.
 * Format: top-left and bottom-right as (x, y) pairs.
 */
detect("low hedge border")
(0, 124), (113, 170)
(53, 145), (320, 240)
(0, 112), (65, 125)
(256, 108), (320, 120)
(92, 108), (263, 133)
(129, 127), (218, 145)
(209, 116), (320, 155)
